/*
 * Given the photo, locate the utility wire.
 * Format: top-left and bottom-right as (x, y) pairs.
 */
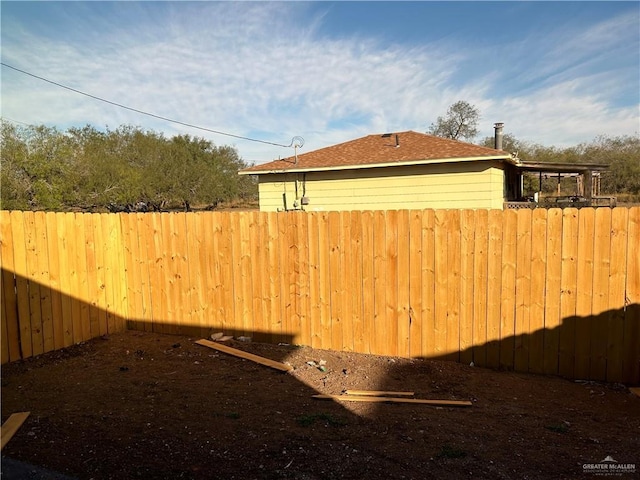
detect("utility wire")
(1, 62), (297, 148)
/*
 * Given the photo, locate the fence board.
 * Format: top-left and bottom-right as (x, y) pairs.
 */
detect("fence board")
(23, 211), (44, 355)
(397, 210), (410, 358)
(297, 212), (311, 347)
(55, 213), (73, 346)
(83, 213), (102, 339)
(485, 210), (503, 368)
(606, 208), (628, 382)
(385, 210), (399, 357)
(350, 211), (365, 354)
(317, 212), (331, 350)
(433, 210), (448, 359)
(622, 207), (640, 383)
(514, 209), (532, 372)
(1, 211), (20, 361)
(500, 210), (517, 369)
(591, 208), (612, 380)
(340, 211), (352, 352)
(361, 211), (374, 355)
(459, 210), (475, 365)
(372, 210), (386, 355)
(543, 209), (563, 375)
(421, 209), (435, 358)
(574, 208), (595, 379)
(266, 212), (282, 343)
(559, 208), (579, 378)
(446, 210), (461, 362)
(472, 209), (488, 366)
(408, 210), (423, 358)
(529, 208), (547, 374)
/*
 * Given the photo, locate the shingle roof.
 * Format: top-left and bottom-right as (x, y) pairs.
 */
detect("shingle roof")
(240, 130), (513, 174)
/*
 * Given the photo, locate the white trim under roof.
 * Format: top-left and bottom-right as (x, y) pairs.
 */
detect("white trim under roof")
(239, 154), (516, 175)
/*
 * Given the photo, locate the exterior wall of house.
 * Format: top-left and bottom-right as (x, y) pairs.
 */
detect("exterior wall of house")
(256, 161), (507, 211)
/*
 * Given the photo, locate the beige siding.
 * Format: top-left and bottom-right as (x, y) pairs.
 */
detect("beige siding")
(257, 162), (506, 211)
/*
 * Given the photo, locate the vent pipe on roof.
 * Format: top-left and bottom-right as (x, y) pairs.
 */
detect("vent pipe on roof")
(395, 134), (400, 147)
(494, 122), (504, 150)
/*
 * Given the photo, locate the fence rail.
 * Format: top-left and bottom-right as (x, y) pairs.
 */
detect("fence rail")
(1, 208), (639, 383)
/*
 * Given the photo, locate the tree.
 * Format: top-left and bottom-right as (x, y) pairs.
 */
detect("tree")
(428, 100), (480, 141)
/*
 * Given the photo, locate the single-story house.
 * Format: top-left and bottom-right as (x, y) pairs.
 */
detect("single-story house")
(240, 129), (524, 211)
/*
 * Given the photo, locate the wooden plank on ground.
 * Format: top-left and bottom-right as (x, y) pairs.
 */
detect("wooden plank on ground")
(195, 339), (293, 372)
(1, 412), (30, 451)
(345, 390), (414, 397)
(312, 394), (472, 407)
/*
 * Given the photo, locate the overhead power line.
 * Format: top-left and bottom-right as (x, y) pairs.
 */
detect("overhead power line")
(1, 62), (299, 148)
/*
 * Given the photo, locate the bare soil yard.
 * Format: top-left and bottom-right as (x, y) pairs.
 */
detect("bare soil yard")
(2, 330), (639, 480)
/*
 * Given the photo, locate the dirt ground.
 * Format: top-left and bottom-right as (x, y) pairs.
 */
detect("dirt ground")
(2, 330), (639, 480)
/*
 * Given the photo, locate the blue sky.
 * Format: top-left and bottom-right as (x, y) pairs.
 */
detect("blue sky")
(1, 1), (638, 164)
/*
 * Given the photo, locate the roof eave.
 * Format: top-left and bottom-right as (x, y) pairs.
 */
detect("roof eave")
(239, 155), (515, 175)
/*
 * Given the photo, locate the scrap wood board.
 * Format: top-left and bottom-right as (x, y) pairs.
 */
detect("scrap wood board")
(345, 390), (414, 397)
(195, 339), (293, 372)
(1, 412), (30, 451)
(313, 394), (472, 407)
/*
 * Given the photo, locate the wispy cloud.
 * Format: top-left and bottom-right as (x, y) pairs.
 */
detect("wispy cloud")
(2, 2), (638, 163)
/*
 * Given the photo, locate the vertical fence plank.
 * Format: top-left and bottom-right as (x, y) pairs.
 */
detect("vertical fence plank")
(186, 213), (205, 336)
(421, 209), (435, 358)
(485, 210), (503, 368)
(10, 211), (32, 357)
(529, 208), (548, 374)
(23, 211), (44, 355)
(446, 210), (461, 362)
(1, 211), (21, 361)
(514, 209), (532, 372)
(459, 209), (475, 365)
(472, 209), (488, 367)
(372, 210), (387, 355)
(328, 211), (343, 351)
(606, 207), (628, 382)
(590, 207), (612, 380)
(397, 210), (410, 358)
(559, 208), (579, 378)
(145, 213), (164, 332)
(350, 211), (365, 354)
(500, 210), (517, 370)
(385, 210), (399, 357)
(275, 212), (290, 344)
(265, 212), (281, 343)
(317, 212), (331, 349)
(433, 210), (448, 360)
(622, 207), (640, 383)
(297, 212), (311, 347)
(408, 210), (423, 358)
(361, 211), (374, 355)
(32, 212), (54, 353)
(75, 213), (92, 341)
(307, 212), (321, 348)
(55, 213), (73, 346)
(83, 213), (102, 339)
(197, 213), (216, 335)
(340, 212), (354, 352)
(249, 212), (266, 342)
(574, 208), (595, 379)
(91, 213), (109, 336)
(543, 209), (563, 375)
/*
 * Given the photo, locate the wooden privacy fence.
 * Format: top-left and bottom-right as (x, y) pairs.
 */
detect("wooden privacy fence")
(1, 208), (639, 383)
